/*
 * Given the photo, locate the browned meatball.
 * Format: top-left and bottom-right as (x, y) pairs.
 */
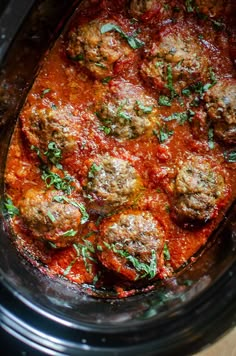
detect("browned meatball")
(204, 79), (236, 145)
(172, 158), (225, 224)
(85, 154), (142, 212)
(97, 211), (164, 281)
(19, 189), (83, 248)
(95, 80), (156, 139)
(129, 0), (176, 21)
(21, 105), (78, 155)
(67, 19), (131, 79)
(140, 25), (209, 95)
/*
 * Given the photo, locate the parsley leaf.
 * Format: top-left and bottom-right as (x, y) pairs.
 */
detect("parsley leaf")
(104, 242), (157, 279)
(41, 166), (74, 195)
(158, 95), (172, 107)
(163, 110), (195, 125)
(53, 195), (89, 224)
(224, 150), (236, 163)
(40, 88), (51, 98)
(100, 23), (145, 49)
(153, 125), (174, 143)
(44, 142), (62, 168)
(166, 64), (176, 98)
(47, 210), (56, 223)
(3, 197), (19, 217)
(163, 243), (171, 261)
(135, 100), (153, 114)
(88, 163), (102, 179)
(62, 229), (77, 237)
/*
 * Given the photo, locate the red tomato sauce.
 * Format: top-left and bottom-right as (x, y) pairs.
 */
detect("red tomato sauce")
(4, 0), (236, 298)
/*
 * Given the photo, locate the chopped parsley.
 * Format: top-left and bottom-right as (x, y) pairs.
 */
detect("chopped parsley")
(100, 23), (145, 49)
(102, 76), (112, 84)
(88, 163), (102, 179)
(47, 210), (56, 223)
(135, 100), (153, 114)
(104, 242), (157, 279)
(62, 229), (77, 237)
(99, 126), (111, 135)
(73, 241), (97, 273)
(166, 64), (176, 97)
(153, 125), (174, 143)
(44, 142), (62, 168)
(69, 53), (84, 61)
(95, 62), (107, 69)
(118, 111), (132, 120)
(224, 150), (236, 163)
(41, 166), (74, 195)
(158, 95), (172, 107)
(40, 88), (51, 98)
(53, 195), (89, 224)
(163, 110), (195, 125)
(3, 197), (19, 217)
(163, 243), (171, 261)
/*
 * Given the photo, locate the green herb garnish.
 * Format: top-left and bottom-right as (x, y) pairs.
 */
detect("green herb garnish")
(40, 88), (51, 98)
(166, 64), (176, 97)
(102, 76), (112, 84)
(88, 163), (102, 179)
(100, 23), (145, 49)
(62, 229), (77, 237)
(135, 100), (153, 114)
(153, 125), (174, 143)
(53, 195), (89, 224)
(44, 141), (62, 168)
(104, 242), (157, 279)
(224, 150), (236, 163)
(95, 62), (107, 69)
(3, 197), (19, 217)
(99, 126), (111, 135)
(69, 53), (84, 61)
(73, 241), (97, 273)
(163, 110), (195, 125)
(158, 95), (172, 107)
(163, 243), (171, 261)
(41, 166), (74, 195)
(47, 210), (56, 223)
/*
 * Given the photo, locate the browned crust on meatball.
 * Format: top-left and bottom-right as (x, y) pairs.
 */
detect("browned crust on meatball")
(67, 19), (131, 79)
(85, 154), (142, 212)
(171, 157), (226, 224)
(97, 210), (164, 281)
(19, 189), (82, 248)
(204, 79), (236, 145)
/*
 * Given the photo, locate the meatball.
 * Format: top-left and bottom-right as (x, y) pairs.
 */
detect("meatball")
(95, 80), (156, 139)
(86, 154), (142, 212)
(21, 105), (78, 156)
(67, 19), (131, 79)
(97, 211), (164, 281)
(140, 25), (208, 95)
(172, 158), (225, 224)
(204, 79), (236, 144)
(129, 0), (175, 22)
(19, 189), (83, 248)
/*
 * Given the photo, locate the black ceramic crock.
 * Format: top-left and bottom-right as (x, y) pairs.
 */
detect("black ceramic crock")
(0, 1), (236, 355)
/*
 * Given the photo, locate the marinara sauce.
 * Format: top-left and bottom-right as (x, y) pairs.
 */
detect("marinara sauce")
(4, 0), (236, 298)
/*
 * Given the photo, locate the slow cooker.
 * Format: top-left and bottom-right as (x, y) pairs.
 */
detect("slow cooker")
(0, 1), (236, 355)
